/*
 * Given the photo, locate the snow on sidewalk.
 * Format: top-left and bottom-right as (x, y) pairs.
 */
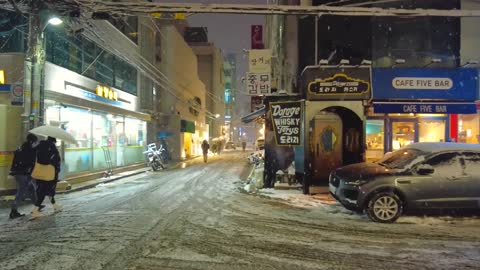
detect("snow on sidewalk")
(255, 187), (480, 226)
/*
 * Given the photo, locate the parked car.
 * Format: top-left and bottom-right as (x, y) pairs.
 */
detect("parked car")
(225, 141), (236, 150)
(255, 138), (265, 150)
(329, 142), (480, 223)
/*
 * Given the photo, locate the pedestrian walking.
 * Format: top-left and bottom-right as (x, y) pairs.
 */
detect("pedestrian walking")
(30, 136), (61, 219)
(9, 134), (38, 219)
(242, 141), (247, 152)
(201, 140), (210, 163)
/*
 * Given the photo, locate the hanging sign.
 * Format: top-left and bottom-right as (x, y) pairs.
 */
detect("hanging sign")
(270, 101), (302, 146)
(302, 66), (372, 100)
(248, 49), (271, 73)
(246, 72), (271, 95)
(308, 73), (370, 96)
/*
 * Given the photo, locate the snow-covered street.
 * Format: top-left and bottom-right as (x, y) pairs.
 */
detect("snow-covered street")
(1, 151), (480, 270)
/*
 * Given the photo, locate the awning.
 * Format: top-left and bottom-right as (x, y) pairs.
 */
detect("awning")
(241, 106), (266, 123)
(373, 102), (477, 114)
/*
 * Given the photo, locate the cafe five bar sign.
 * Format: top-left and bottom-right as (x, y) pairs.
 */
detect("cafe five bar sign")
(270, 101), (302, 146)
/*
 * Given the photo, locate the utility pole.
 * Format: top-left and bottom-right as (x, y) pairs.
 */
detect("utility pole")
(25, 1), (46, 131)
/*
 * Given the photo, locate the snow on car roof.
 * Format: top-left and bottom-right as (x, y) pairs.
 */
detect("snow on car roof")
(404, 142), (480, 153)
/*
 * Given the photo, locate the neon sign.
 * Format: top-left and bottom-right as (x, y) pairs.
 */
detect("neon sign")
(0, 70), (5, 84)
(96, 85), (118, 101)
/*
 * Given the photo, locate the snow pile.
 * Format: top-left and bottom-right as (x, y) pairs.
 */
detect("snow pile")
(255, 188), (480, 225)
(243, 153), (265, 193)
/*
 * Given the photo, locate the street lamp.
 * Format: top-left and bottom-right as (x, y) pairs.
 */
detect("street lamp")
(48, 17), (63, 26)
(41, 16), (63, 33)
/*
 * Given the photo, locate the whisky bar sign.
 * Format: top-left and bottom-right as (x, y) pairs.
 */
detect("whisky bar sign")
(308, 74), (370, 95)
(270, 101), (302, 146)
(302, 66), (372, 100)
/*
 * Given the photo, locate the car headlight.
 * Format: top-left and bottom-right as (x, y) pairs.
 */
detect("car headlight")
(344, 179), (368, 186)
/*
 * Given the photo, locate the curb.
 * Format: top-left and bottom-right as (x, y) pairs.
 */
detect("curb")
(57, 168), (151, 194)
(57, 156), (201, 194)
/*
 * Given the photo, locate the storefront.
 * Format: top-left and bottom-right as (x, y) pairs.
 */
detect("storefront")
(299, 66), (371, 186)
(367, 68), (478, 161)
(43, 62), (150, 178)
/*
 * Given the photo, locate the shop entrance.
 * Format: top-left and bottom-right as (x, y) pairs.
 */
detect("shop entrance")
(309, 106), (363, 183)
(183, 132), (193, 158)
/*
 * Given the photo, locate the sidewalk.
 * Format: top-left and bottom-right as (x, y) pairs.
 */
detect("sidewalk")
(1, 156), (201, 202)
(59, 155), (201, 194)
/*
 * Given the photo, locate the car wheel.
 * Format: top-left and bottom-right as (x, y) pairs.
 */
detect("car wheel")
(366, 192), (403, 223)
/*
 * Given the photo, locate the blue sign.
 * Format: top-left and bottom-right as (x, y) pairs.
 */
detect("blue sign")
(0, 84), (11, 92)
(372, 68), (478, 101)
(373, 102), (477, 114)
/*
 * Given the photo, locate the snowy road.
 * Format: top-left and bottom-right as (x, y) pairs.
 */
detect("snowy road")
(1, 151), (480, 270)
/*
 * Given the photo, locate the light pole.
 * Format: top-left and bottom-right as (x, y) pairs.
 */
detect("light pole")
(26, 13), (62, 130)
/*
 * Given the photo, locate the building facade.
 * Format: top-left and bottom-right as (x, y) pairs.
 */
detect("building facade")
(155, 24), (208, 160)
(223, 53), (237, 142)
(183, 27), (226, 142)
(0, 9), (153, 193)
(261, 0), (480, 190)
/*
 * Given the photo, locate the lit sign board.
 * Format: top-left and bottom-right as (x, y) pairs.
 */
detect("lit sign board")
(0, 70), (5, 84)
(96, 85), (118, 101)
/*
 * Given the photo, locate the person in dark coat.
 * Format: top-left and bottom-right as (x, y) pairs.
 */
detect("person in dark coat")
(31, 136), (61, 219)
(201, 140), (210, 163)
(9, 134), (38, 219)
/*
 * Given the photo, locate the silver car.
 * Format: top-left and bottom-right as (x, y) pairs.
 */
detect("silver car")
(329, 142), (480, 223)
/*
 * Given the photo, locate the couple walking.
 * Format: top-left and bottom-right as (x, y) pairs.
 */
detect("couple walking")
(9, 134), (62, 219)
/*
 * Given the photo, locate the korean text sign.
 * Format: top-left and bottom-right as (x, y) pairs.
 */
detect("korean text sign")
(246, 72), (271, 95)
(248, 49), (271, 73)
(270, 101), (302, 146)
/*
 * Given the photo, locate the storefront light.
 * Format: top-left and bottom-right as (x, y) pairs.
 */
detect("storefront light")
(0, 70), (5, 84)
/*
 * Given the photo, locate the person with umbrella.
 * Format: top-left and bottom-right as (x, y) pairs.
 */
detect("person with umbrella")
(31, 136), (61, 219)
(28, 125), (75, 219)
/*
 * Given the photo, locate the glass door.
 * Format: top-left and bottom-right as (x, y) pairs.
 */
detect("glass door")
(390, 120), (417, 151)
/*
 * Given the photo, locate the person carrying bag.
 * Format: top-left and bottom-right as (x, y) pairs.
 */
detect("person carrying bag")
(9, 134), (38, 219)
(31, 136), (61, 219)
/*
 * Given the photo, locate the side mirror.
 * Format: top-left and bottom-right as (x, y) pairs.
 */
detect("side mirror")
(416, 164), (434, 175)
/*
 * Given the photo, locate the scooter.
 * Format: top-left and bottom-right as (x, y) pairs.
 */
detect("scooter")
(143, 143), (165, 171)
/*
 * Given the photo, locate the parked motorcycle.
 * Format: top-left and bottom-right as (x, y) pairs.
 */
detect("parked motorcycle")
(143, 143), (165, 171)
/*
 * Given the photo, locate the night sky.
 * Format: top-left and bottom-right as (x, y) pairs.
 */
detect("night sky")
(157, 0), (266, 117)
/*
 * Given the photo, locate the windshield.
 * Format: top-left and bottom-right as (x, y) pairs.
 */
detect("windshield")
(377, 149), (425, 169)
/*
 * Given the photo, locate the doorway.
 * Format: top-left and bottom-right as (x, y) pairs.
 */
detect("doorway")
(309, 106), (364, 183)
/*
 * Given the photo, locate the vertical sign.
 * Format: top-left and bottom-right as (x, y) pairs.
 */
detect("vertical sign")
(246, 72), (271, 95)
(248, 49), (272, 73)
(270, 101), (302, 146)
(10, 84), (24, 106)
(251, 25), (264, 49)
